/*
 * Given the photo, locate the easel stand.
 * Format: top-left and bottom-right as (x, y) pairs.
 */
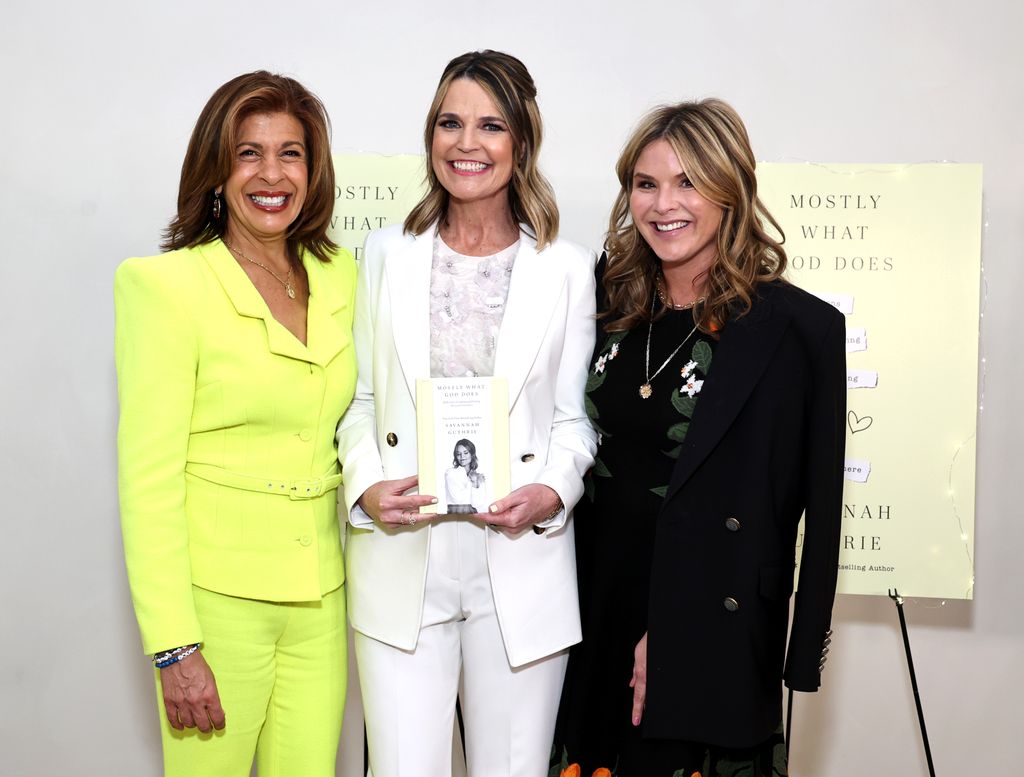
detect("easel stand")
(888, 589), (937, 777)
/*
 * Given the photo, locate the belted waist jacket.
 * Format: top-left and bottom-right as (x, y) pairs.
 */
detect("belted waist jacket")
(115, 240), (357, 654)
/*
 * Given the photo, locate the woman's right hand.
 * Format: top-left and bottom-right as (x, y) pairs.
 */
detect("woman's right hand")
(160, 650), (226, 733)
(358, 475), (438, 527)
(630, 631), (648, 726)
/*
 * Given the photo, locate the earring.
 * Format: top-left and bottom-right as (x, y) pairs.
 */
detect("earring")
(212, 191), (222, 220)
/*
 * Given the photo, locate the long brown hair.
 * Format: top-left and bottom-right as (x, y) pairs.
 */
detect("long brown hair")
(404, 50), (559, 249)
(603, 99), (787, 333)
(162, 71), (337, 263)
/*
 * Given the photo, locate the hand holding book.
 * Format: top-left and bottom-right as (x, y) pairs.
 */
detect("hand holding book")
(357, 474), (438, 527)
(485, 483), (562, 536)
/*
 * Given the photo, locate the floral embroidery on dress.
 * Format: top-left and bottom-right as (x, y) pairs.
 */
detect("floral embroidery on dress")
(649, 338), (712, 498)
(680, 358), (705, 398)
(551, 732), (786, 777)
(583, 329), (715, 501)
(583, 331), (628, 500)
(550, 747), (619, 777)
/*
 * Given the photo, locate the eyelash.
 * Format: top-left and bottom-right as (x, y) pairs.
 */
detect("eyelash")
(237, 149), (304, 160)
(635, 178), (693, 190)
(437, 119), (507, 133)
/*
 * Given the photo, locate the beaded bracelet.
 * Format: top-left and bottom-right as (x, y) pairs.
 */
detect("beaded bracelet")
(153, 643), (200, 668)
(152, 644), (191, 664)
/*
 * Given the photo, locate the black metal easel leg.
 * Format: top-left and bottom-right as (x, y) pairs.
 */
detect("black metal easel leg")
(888, 589), (937, 777)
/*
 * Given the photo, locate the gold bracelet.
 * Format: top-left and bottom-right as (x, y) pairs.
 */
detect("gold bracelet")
(532, 497), (564, 534)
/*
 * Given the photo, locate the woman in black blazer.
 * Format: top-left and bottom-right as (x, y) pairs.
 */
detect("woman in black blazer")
(554, 99), (846, 777)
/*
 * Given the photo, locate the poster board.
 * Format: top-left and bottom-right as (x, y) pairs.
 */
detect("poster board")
(759, 163), (982, 599)
(329, 154), (427, 257)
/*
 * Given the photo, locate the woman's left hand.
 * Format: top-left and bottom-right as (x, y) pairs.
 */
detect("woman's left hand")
(630, 632), (648, 726)
(484, 484), (560, 535)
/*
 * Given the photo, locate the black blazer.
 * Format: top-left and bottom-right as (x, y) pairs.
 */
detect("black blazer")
(641, 278), (846, 748)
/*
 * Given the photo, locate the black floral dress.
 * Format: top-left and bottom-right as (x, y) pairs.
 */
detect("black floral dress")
(552, 307), (787, 777)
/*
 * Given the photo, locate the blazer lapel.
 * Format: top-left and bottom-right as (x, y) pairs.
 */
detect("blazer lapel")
(201, 240), (270, 320)
(663, 292), (790, 503)
(494, 233), (564, 407)
(385, 230), (433, 401)
(200, 240), (315, 364)
(304, 255), (351, 367)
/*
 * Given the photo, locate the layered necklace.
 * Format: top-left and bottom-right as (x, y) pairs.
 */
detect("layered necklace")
(639, 281), (701, 400)
(226, 242), (297, 299)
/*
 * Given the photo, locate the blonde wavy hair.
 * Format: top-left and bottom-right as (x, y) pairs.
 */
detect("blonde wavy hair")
(404, 50), (559, 249)
(603, 98), (787, 333)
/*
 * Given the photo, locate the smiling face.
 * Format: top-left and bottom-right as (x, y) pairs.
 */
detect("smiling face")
(455, 444), (472, 468)
(430, 78), (515, 208)
(629, 138), (723, 279)
(221, 111), (308, 245)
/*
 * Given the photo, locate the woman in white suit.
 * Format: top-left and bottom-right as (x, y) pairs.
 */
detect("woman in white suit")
(336, 50), (597, 777)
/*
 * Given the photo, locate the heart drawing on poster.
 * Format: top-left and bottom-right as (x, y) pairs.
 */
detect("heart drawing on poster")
(848, 411), (873, 434)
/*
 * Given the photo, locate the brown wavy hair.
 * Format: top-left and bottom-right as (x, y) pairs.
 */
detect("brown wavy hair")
(162, 71), (337, 264)
(404, 50), (559, 249)
(603, 98), (787, 333)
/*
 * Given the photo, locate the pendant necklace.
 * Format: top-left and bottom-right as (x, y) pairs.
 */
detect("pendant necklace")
(226, 242), (297, 299)
(640, 291), (699, 399)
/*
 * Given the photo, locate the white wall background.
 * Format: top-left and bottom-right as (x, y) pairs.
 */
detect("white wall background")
(2, 1), (1021, 775)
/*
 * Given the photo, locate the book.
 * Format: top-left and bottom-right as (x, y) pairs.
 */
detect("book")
(416, 377), (511, 516)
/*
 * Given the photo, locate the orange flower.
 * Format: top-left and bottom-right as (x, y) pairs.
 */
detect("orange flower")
(560, 765), (580, 777)
(592, 769), (613, 777)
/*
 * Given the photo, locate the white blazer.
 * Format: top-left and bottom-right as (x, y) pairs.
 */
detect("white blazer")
(336, 223), (597, 667)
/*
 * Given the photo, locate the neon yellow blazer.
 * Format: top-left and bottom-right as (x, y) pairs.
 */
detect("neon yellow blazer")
(115, 240), (357, 654)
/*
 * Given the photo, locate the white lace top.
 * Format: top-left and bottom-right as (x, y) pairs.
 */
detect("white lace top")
(429, 231), (519, 378)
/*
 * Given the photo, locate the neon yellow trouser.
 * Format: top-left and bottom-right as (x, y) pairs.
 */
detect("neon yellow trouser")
(155, 584), (347, 777)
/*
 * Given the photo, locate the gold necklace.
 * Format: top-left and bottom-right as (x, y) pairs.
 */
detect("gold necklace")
(226, 242), (296, 299)
(656, 276), (704, 310)
(641, 293), (698, 399)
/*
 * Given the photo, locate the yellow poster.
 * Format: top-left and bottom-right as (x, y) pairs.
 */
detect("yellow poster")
(759, 163), (982, 599)
(329, 154), (427, 259)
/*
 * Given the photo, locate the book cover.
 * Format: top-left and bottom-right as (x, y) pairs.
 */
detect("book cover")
(416, 377), (511, 516)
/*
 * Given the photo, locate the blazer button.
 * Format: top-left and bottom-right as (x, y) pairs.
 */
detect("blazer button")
(725, 517), (741, 532)
(520, 453), (535, 462)
(723, 597), (740, 612)
(386, 432), (398, 447)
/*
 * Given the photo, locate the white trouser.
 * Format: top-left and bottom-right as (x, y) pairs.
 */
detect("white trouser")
(355, 518), (568, 777)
